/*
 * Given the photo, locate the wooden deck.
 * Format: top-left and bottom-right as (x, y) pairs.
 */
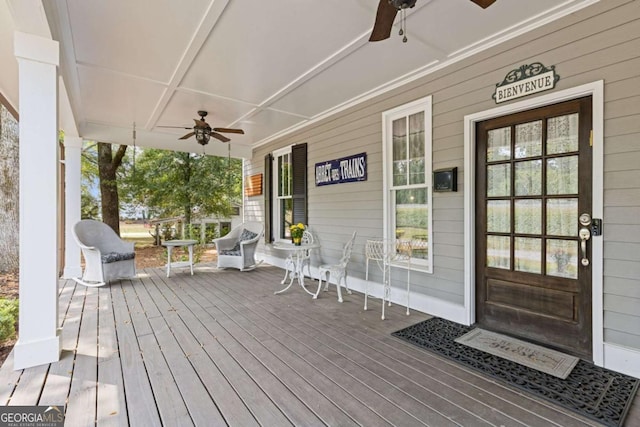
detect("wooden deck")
(0, 263), (638, 426)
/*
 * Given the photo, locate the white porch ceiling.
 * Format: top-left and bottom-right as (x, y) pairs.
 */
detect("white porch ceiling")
(2, 0), (597, 158)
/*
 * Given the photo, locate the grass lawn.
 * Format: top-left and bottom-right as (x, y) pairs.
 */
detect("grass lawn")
(120, 222), (155, 246)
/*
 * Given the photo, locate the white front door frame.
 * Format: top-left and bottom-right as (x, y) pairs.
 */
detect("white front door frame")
(463, 81), (604, 366)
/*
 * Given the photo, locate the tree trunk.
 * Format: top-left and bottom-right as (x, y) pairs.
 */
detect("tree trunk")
(183, 153), (192, 225)
(0, 105), (19, 271)
(98, 142), (127, 236)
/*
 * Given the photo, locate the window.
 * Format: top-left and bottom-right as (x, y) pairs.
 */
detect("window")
(274, 146), (293, 239)
(266, 144), (307, 242)
(383, 96), (433, 272)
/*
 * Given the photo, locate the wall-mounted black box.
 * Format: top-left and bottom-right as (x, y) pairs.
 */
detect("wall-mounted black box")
(433, 167), (457, 192)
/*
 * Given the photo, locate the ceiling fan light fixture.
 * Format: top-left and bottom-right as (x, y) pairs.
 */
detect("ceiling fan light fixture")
(161, 110), (244, 145)
(389, 0), (416, 10)
(195, 127), (210, 146)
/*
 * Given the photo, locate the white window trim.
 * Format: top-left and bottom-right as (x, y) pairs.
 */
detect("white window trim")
(382, 95), (433, 273)
(272, 145), (292, 243)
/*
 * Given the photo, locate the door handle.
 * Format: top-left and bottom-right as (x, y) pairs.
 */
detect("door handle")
(579, 228), (591, 266)
(579, 213), (592, 227)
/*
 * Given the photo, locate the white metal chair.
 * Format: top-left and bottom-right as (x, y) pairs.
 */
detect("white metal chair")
(281, 229), (314, 284)
(365, 239), (411, 319)
(72, 219), (137, 287)
(213, 221), (264, 271)
(313, 231), (357, 302)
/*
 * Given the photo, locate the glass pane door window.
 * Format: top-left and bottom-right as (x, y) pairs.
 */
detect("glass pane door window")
(484, 114), (581, 279)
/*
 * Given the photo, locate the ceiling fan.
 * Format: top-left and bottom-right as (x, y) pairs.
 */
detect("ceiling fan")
(369, 0), (497, 42)
(159, 110), (245, 146)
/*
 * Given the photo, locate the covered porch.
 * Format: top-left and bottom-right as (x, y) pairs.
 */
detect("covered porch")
(1, 264), (636, 426)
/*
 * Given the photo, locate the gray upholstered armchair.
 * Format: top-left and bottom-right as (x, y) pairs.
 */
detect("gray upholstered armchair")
(72, 219), (137, 286)
(213, 221), (264, 271)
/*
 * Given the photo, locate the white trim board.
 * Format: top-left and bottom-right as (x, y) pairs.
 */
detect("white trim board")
(463, 81), (605, 367)
(604, 343), (640, 380)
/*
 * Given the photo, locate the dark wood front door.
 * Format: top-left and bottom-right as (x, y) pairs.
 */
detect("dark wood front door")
(475, 97), (593, 359)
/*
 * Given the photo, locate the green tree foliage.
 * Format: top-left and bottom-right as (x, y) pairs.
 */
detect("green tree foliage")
(81, 142), (99, 185)
(0, 298), (18, 342)
(81, 188), (100, 219)
(122, 148), (242, 224)
(80, 142), (102, 219)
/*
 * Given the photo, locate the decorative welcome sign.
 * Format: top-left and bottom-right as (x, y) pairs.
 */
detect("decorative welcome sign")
(493, 62), (560, 104)
(315, 152), (367, 186)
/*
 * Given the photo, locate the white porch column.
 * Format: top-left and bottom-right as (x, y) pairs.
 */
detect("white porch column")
(63, 136), (83, 278)
(13, 32), (62, 370)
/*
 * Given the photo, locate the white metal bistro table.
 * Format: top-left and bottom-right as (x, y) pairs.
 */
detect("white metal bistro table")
(162, 239), (198, 277)
(273, 241), (320, 296)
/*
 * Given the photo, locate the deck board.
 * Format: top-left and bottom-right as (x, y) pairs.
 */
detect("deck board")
(197, 277), (438, 427)
(274, 300), (574, 427)
(7, 364), (48, 406)
(265, 279), (601, 427)
(121, 279), (194, 426)
(170, 273), (326, 426)
(65, 287), (98, 425)
(208, 270), (484, 427)
(243, 266), (596, 427)
(146, 315), (226, 426)
(205, 265), (603, 427)
(170, 291), (295, 426)
(208, 303), (359, 427)
(40, 283), (84, 407)
(96, 286), (128, 426)
(143, 272), (262, 427)
(0, 352), (19, 405)
(244, 305), (486, 427)
(215, 302), (420, 426)
(223, 306), (392, 425)
(0, 263), (637, 426)
(206, 270), (478, 423)
(110, 281), (162, 426)
(141, 332), (196, 427)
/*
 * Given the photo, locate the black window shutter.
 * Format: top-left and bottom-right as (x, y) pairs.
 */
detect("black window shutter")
(264, 153), (273, 243)
(291, 143), (308, 226)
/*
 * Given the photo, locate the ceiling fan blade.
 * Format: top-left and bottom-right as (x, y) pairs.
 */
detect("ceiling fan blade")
(179, 132), (195, 140)
(157, 125), (192, 129)
(470, 0), (496, 8)
(194, 119), (208, 127)
(369, 0), (398, 42)
(213, 127), (245, 134)
(211, 132), (231, 143)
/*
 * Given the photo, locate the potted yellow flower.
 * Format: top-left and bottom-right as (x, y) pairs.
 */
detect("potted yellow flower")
(290, 223), (305, 245)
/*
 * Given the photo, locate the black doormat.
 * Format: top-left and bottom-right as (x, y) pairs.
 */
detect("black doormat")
(392, 318), (639, 427)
